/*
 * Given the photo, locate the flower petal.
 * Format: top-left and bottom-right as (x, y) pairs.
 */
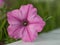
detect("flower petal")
(28, 23), (45, 32)
(19, 4), (34, 19)
(7, 25), (24, 39)
(27, 4), (45, 26)
(28, 6), (37, 17)
(28, 14), (45, 24)
(7, 10), (22, 25)
(28, 15), (45, 32)
(22, 27), (38, 42)
(27, 4), (38, 20)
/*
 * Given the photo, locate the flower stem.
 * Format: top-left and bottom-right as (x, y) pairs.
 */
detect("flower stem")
(0, 19), (6, 40)
(44, 16), (52, 21)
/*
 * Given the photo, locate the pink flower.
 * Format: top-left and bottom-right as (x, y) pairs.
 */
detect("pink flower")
(0, 0), (4, 8)
(7, 4), (45, 42)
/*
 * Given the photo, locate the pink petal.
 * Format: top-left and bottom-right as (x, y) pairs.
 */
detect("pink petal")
(22, 27), (38, 42)
(28, 6), (37, 17)
(7, 25), (24, 39)
(28, 15), (45, 32)
(27, 4), (45, 26)
(19, 4), (34, 19)
(28, 23), (45, 32)
(7, 10), (21, 25)
(28, 14), (45, 24)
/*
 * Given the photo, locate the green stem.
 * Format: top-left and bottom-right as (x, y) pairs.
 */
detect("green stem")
(3, 28), (8, 38)
(44, 16), (52, 21)
(0, 19), (6, 40)
(0, 19), (6, 29)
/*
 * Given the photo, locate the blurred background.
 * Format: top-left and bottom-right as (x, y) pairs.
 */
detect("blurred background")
(0, 0), (60, 44)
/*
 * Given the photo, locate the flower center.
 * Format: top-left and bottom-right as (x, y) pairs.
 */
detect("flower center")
(22, 20), (28, 26)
